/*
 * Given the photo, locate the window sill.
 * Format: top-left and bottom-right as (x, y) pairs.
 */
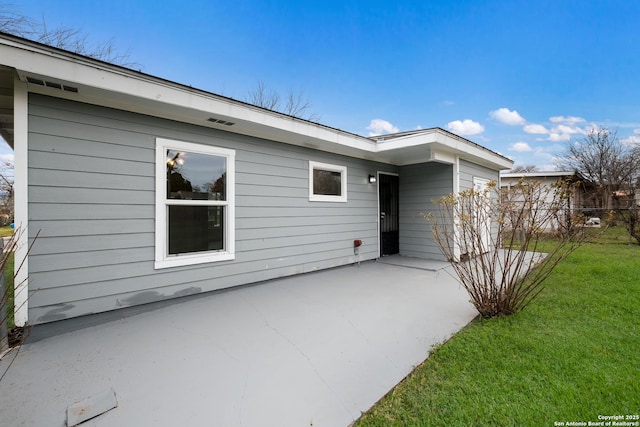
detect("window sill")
(308, 195), (348, 202)
(154, 252), (235, 269)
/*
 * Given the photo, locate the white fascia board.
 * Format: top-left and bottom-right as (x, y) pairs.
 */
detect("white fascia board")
(373, 131), (456, 164)
(431, 131), (512, 169)
(501, 171), (573, 178)
(374, 129), (439, 151)
(0, 39), (376, 154)
(375, 129), (512, 170)
(0, 38), (510, 170)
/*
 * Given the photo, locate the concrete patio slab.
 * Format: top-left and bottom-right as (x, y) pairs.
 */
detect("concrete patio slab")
(0, 259), (476, 427)
(377, 254), (451, 271)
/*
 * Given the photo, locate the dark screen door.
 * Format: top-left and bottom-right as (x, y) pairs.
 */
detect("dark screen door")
(379, 174), (399, 256)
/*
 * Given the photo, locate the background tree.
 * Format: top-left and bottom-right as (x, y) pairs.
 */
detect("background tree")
(509, 165), (538, 173)
(555, 127), (640, 243)
(3, 5), (323, 121)
(555, 127), (640, 210)
(0, 159), (12, 225)
(0, 4), (135, 66)
(245, 81), (320, 121)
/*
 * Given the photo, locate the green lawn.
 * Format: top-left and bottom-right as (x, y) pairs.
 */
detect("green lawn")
(0, 226), (14, 238)
(2, 251), (14, 329)
(355, 227), (640, 427)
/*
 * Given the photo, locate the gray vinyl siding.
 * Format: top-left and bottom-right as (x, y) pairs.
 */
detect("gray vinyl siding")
(398, 162), (453, 260)
(27, 94), (396, 323)
(459, 159), (499, 190)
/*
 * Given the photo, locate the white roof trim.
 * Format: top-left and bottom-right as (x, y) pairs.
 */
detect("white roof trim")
(501, 171), (575, 178)
(0, 33), (512, 169)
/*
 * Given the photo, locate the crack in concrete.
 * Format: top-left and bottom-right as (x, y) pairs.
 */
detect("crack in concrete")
(239, 294), (354, 418)
(281, 284), (401, 373)
(238, 368), (249, 427)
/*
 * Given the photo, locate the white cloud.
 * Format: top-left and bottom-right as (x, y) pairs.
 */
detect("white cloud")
(523, 124), (549, 134)
(447, 119), (484, 136)
(442, 100), (455, 106)
(548, 132), (571, 142)
(489, 108), (526, 126)
(510, 142), (532, 152)
(508, 143), (565, 171)
(367, 119), (399, 137)
(549, 116), (586, 124)
(0, 153), (14, 163)
(545, 122), (590, 143)
(520, 115), (590, 143)
(634, 129), (640, 135)
(621, 135), (640, 145)
(553, 124), (583, 135)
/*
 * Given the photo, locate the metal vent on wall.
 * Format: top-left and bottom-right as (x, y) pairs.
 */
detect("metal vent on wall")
(207, 117), (235, 126)
(26, 76), (78, 93)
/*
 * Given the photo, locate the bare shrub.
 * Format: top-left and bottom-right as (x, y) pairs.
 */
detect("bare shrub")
(0, 231), (18, 355)
(613, 207), (640, 245)
(1, 227), (37, 355)
(427, 180), (589, 318)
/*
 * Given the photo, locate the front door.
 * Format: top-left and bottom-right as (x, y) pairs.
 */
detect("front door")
(379, 173), (399, 256)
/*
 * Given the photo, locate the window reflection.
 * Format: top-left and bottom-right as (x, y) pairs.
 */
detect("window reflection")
(166, 150), (226, 200)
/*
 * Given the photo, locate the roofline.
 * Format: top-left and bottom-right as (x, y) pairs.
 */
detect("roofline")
(501, 171), (576, 178)
(1, 31), (513, 170)
(501, 170), (593, 185)
(0, 31), (365, 139)
(371, 127), (511, 164)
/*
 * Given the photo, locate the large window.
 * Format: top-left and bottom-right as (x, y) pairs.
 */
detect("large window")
(155, 138), (235, 269)
(308, 161), (347, 202)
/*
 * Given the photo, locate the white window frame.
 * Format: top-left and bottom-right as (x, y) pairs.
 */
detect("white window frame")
(155, 138), (235, 269)
(308, 161), (347, 202)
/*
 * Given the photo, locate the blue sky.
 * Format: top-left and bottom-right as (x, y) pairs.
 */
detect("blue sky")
(3, 0), (640, 170)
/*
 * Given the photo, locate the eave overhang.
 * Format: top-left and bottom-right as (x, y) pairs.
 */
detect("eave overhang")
(0, 33), (513, 170)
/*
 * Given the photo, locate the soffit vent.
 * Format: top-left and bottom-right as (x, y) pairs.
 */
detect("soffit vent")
(207, 117), (235, 126)
(25, 76), (79, 93)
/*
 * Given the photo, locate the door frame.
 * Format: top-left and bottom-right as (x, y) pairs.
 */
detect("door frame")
(472, 176), (491, 255)
(377, 171), (400, 258)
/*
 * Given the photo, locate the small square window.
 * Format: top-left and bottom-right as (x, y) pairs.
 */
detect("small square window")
(309, 161), (347, 202)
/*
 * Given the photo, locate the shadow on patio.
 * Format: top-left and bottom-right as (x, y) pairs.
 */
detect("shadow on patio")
(0, 258), (476, 427)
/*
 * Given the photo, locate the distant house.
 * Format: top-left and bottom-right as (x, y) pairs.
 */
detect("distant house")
(612, 189), (640, 210)
(0, 32), (512, 326)
(500, 171), (597, 230)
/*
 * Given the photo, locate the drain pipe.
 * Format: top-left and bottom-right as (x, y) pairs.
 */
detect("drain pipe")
(353, 240), (363, 266)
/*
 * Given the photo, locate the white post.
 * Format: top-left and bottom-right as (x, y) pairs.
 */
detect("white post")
(452, 156), (461, 261)
(13, 78), (29, 327)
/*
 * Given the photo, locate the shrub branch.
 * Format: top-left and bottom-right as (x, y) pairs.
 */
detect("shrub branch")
(427, 179), (591, 318)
